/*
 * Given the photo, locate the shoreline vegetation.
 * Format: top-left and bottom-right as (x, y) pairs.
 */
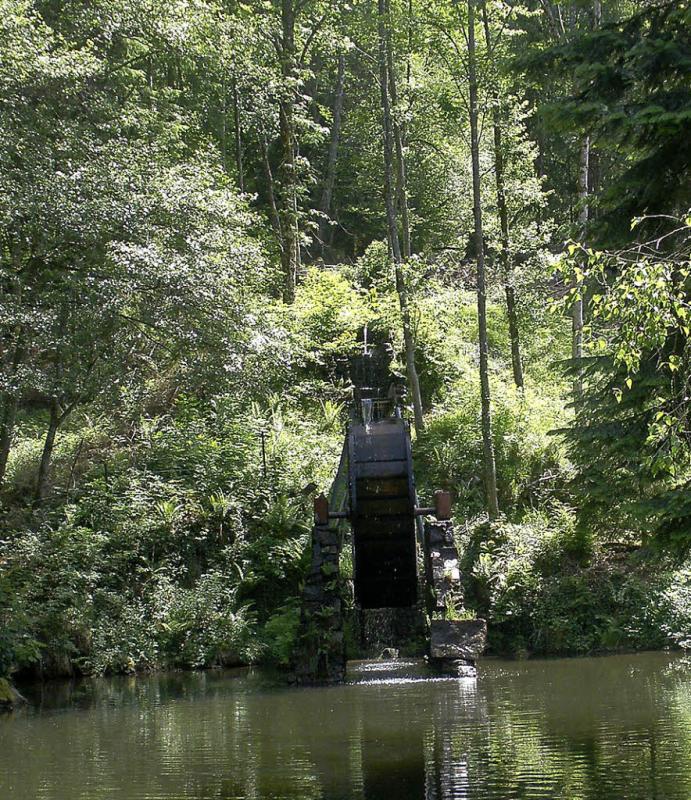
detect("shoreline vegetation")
(1, 0), (689, 696)
(3, 646), (689, 713)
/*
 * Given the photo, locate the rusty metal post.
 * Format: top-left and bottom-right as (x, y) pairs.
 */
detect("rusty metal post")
(434, 490), (452, 521)
(314, 494), (329, 526)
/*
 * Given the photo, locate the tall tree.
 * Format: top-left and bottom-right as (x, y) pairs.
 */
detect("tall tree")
(0, 1), (267, 500)
(468, 0), (500, 518)
(233, 79), (245, 193)
(480, 0), (524, 389)
(278, 0), (300, 302)
(318, 53), (346, 255)
(384, 0), (413, 260)
(572, 1), (603, 396)
(376, 0), (425, 433)
(572, 132), (589, 395)
(531, 0), (604, 395)
(560, 215), (691, 554)
(531, 0), (690, 241)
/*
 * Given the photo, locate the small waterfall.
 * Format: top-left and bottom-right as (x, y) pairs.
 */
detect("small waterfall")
(361, 398), (373, 429)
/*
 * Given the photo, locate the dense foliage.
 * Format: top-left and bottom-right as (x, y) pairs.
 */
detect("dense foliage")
(0, 0), (689, 680)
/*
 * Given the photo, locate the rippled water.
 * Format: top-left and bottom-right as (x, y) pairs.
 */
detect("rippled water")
(1, 652), (690, 799)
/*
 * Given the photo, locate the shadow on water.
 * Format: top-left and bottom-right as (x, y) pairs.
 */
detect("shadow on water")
(1, 652), (690, 800)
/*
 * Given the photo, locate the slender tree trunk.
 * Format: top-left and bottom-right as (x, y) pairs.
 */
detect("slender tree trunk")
(0, 346), (21, 486)
(279, 0), (299, 303)
(571, 0), (601, 395)
(535, 102), (545, 233)
(377, 0), (424, 433)
(233, 79), (244, 193)
(220, 82), (227, 172)
(505, 285), (523, 386)
(593, 0), (602, 27)
(0, 245), (25, 486)
(481, 0), (524, 389)
(536, 130), (544, 181)
(539, 2), (598, 396)
(261, 135), (282, 242)
(406, 0), (413, 112)
(385, 0), (412, 259)
(468, 0), (499, 519)
(0, 395), (18, 485)
(293, 182), (302, 278)
(36, 399), (60, 503)
(318, 54), (346, 254)
(573, 134), (589, 381)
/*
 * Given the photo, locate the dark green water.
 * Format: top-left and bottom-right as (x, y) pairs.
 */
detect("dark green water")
(1, 652), (689, 800)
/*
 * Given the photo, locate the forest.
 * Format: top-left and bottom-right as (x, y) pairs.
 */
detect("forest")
(0, 0), (689, 685)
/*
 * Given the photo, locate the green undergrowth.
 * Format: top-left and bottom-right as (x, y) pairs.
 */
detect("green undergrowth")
(458, 510), (691, 656)
(0, 394), (343, 679)
(412, 332), (689, 658)
(1, 274), (688, 681)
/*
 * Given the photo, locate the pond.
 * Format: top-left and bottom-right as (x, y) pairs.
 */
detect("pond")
(1, 652), (689, 799)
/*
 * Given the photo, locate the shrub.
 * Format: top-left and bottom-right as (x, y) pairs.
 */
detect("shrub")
(0, 391), (343, 677)
(460, 511), (691, 656)
(416, 380), (568, 516)
(261, 602), (302, 667)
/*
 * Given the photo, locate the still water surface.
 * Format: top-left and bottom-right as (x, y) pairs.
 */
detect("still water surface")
(1, 652), (689, 800)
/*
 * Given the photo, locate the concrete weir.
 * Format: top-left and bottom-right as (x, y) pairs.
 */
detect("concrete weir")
(291, 373), (486, 684)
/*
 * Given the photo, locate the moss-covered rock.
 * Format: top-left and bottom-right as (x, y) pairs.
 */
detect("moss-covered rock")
(0, 678), (26, 711)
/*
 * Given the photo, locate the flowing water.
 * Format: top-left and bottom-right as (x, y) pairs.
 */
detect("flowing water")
(1, 652), (690, 800)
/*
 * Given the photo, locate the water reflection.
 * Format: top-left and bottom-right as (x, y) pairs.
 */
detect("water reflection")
(1, 653), (689, 800)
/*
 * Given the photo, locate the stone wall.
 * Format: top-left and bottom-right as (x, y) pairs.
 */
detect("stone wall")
(423, 518), (487, 677)
(290, 523), (346, 685)
(291, 514), (487, 684)
(423, 519), (462, 616)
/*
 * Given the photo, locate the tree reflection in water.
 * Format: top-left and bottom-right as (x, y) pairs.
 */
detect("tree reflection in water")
(2, 653), (690, 800)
